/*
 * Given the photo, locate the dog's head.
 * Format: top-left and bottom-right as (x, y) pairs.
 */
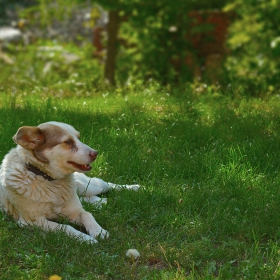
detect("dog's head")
(13, 121), (98, 175)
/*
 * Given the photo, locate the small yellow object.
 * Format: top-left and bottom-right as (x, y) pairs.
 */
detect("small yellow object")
(49, 275), (62, 280)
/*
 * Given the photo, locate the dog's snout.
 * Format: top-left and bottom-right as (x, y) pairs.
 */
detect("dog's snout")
(89, 150), (98, 160)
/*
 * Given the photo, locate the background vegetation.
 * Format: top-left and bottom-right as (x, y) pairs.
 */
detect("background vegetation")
(1, 0), (280, 89)
(225, 0), (280, 89)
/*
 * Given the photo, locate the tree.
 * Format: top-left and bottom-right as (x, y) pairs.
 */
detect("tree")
(104, 10), (120, 85)
(93, 0), (230, 84)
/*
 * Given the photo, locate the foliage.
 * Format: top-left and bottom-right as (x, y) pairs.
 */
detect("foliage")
(17, 0), (97, 44)
(3, 0), (280, 88)
(0, 0), (35, 25)
(1, 0), (231, 86)
(93, 0), (231, 84)
(224, 0), (280, 88)
(0, 40), (103, 92)
(19, 0), (81, 29)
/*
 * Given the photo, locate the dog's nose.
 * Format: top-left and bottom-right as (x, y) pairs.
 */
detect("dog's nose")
(89, 150), (98, 160)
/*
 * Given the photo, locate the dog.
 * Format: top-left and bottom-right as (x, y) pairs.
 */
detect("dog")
(0, 121), (139, 243)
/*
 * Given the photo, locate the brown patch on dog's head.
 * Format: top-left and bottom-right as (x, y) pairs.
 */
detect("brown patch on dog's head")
(13, 126), (45, 150)
(13, 124), (69, 163)
(34, 123), (68, 163)
(36, 123), (68, 149)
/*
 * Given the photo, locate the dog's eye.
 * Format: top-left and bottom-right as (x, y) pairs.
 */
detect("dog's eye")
(64, 139), (74, 145)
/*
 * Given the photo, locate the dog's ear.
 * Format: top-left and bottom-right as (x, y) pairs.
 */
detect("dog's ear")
(13, 126), (45, 149)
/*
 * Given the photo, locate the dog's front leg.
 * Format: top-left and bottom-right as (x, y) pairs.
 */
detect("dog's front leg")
(74, 172), (141, 197)
(26, 217), (98, 243)
(69, 209), (109, 239)
(74, 172), (110, 196)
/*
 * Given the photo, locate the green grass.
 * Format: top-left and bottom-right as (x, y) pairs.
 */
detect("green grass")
(1, 85), (280, 279)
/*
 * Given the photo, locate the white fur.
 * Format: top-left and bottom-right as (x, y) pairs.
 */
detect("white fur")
(0, 121), (140, 243)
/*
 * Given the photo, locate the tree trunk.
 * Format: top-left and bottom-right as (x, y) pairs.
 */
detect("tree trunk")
(104, 10), (120, 85)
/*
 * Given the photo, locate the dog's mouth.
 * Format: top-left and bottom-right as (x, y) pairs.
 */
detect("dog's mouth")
(67, 161), (92, 171)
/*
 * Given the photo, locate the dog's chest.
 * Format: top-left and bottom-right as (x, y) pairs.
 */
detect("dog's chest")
(5, 173), (75, 204)
(32, 179), (74, 204)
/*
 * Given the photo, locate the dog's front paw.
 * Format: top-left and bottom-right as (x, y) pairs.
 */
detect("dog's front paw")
(89, 227), (109, 239)
(108, 183), (141, 191)
(79, 233), (98, 244)
(99, 228), (109, 239)
(80, 196), (107, 208)
(125, 184), (141, 191)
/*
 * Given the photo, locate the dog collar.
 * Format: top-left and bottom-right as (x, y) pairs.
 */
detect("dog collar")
(26, 163), (55, 181)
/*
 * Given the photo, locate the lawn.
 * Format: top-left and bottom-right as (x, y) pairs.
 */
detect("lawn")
(1, 84), (280, 279)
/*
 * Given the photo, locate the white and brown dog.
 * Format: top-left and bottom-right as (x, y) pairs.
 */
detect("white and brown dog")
(0, 121), (139, 243)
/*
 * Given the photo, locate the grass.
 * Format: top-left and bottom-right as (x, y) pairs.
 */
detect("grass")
(1, 84), (280, 279)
